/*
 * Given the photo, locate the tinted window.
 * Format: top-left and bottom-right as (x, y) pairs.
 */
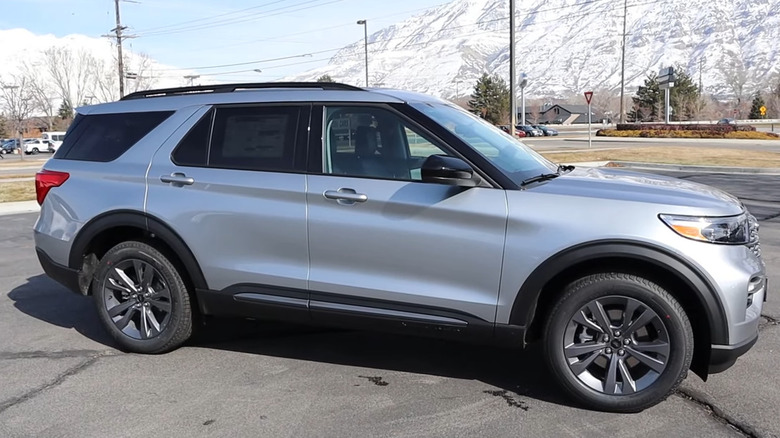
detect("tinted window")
(208, 106), (300, 172)
(172, 110), (213, 167)
(58, 111), (173, 162)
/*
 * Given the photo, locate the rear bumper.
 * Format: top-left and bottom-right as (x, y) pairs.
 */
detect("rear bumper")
(708, 330), (759, 374)
(36, 248), (82, 295)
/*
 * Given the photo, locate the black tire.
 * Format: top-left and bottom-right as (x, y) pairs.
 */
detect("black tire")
(32, 148), (39, 155)
(93, 241), (193, 353)
(543, 273), (693, 412)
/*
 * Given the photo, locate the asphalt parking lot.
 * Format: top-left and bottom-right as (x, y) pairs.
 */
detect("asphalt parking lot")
(0, 171), (778, 438)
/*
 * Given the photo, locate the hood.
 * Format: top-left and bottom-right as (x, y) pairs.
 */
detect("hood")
(530, 167), (743, 215)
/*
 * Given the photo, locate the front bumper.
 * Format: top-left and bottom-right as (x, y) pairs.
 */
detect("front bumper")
(709, 329), (759, 373)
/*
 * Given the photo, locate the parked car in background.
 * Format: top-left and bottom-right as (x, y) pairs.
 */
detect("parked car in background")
(516, 125), (543, 137)
(23, 138), (49, 155)
(717, 118), (737, 125)
(42, 131), (67, 152)
(498, 125), (526, 137)
(1, 140), (19, 154)
(533, 125), (559, 136)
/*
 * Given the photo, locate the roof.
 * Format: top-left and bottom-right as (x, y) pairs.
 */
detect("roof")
(79, 82), (426, 115)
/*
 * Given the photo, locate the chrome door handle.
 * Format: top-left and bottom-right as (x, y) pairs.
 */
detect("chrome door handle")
(160, 172), (195, 186)
(324, 189), (368, 204)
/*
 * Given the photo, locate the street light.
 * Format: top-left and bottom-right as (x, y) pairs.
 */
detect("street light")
(356, 19), (368, 87)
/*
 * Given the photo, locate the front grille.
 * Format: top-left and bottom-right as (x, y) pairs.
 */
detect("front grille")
(747, 214), (761, 258)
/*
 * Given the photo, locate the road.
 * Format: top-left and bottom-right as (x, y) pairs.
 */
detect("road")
(0, 172), (778, 437)
(524, 135), (780, 153)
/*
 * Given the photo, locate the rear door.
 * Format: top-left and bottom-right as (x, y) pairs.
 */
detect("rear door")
(146, 104), (311, 317)
(306, 104), (508, 328)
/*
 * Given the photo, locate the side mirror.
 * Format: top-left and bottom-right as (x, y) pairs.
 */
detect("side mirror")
(421, 155), (480, 187)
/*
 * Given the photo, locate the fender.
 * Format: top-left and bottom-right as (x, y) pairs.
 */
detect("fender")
(508, 240), (729, 345)
(68, 210), (208, 291)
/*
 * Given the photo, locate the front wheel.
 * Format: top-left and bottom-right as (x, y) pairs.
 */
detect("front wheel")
(31, 148), (39, 155)
(544, 273), (693, 412)
(93, 241), (193, 353)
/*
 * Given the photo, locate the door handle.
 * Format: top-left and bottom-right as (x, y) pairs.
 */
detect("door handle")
(160, 172), (195, 186)
(324, 189), (368, 204)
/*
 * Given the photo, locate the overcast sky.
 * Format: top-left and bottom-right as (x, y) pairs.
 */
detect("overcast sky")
(1, 0), (447, 81)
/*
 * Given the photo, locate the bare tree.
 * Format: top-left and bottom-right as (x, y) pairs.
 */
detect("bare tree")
(719, 52), (749, 116)
(21, 62), (57, 130)
(125, 53), (158, 94)
(44, 46), (98, 109)
(1, 75), (35, 160)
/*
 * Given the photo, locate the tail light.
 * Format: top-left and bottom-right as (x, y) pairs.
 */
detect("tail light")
(35, 170), (69, 205)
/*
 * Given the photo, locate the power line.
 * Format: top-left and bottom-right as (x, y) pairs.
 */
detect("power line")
(132, 0), (286, 34)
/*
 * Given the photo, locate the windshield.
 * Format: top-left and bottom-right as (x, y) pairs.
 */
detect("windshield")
(411, 102), (557, 184)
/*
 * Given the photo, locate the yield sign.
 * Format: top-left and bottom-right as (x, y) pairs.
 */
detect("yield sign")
(584, 91), (593, 105)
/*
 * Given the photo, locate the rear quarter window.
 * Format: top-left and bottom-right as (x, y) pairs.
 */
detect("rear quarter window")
(55, 111), (173, 162)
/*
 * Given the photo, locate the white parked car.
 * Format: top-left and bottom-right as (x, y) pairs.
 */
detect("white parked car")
(42, 131), (67, 152)
(23, 138), (49, 155)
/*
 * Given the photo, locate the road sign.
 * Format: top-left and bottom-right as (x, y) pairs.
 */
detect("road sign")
(584, 91), (593, 104)
(760, 106), (767, 116)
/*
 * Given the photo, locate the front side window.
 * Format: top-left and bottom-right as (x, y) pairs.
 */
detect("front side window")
(324, 106), (451, 181)
(410, 102), (556, 184)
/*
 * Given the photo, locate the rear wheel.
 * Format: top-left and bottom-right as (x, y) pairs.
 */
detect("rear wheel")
(93, 241), (193, 353)
(544, 273), (693, 412)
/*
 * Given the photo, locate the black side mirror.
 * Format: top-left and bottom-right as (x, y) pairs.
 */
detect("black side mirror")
(421, 155), (480, 187)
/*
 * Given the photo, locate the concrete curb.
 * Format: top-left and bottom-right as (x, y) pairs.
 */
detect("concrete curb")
(606, 161), (780, 174)
(0, 200), (39, 217)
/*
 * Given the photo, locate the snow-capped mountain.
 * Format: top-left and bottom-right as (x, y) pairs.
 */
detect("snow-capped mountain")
(290, 0), (780, 100)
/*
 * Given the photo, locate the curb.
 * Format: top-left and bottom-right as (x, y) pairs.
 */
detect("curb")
(0, 200), (39, 216)
(606, 161), (780, 174)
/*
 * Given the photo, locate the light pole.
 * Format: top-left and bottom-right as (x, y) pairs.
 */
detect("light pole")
(357, 20), (368, 87)
(509, 0), (516, 132)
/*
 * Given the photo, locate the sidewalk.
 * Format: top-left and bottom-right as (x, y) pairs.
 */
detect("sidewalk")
(0, 200), (39, 217)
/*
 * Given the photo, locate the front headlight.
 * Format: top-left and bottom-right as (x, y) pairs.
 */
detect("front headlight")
(659, 213), (750, 244)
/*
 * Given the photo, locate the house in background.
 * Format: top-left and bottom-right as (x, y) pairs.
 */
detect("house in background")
(521, 104), (606, 125)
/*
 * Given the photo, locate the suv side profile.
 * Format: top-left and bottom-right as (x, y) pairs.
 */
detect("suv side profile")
(34, 83), (766, 412)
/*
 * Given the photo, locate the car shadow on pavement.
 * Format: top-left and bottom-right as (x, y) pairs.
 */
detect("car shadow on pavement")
(7, 274), (116, 348)
(194, 317), (577, 409)
(8, 275), (574, 408)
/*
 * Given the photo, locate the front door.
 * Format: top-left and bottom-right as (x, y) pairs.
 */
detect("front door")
(306, 104), (508, 326)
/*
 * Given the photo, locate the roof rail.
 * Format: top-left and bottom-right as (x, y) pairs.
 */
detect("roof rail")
(121, 82), (364, 100)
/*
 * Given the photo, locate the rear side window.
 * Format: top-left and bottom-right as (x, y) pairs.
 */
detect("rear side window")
(209, 106), (300, 172)
(57, 111), (173, 162)
(172, 110), (212, 167)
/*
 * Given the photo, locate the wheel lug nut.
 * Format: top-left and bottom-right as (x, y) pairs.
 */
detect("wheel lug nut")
(618, 349), (625, 356)
(602, 335), (610, 342)
(624, 338), (631, 345)
(605, 348), (613, 354)
(614, 331), (621, 337)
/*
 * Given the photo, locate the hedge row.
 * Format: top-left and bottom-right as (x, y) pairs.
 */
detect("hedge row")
(616, 123), (756, 132)
(596, 129), (779, 140)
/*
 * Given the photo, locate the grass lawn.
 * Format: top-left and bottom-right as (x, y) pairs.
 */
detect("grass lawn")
(0, 181), (36, 203)
(541, 146), (780, 168)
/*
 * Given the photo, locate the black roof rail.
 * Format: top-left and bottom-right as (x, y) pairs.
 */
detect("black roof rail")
(121, 82), (364, 100)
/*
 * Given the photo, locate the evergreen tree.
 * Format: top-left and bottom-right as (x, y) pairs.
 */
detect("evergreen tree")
(0, 115), (8, 138)
(748, 92), (765, 119)
(316, 74), (335, 83)
(468, 73), (510, 125)
(669, 66), (700, 121)
(631, 73), (662, 121)
(58, 100), (74, 120)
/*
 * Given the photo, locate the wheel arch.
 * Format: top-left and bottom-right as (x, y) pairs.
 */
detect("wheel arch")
(68, 210), (208, 298)
(510, 240), (728, 380)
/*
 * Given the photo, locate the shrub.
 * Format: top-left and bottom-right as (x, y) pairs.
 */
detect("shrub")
(615, 123), (753, 133)
(596, 129), (778, 140)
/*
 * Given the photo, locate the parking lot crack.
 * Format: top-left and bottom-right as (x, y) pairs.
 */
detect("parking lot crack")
(0, 352), (109, 415)
(759, 314), (780, 332)
(675, 387), (761, 437)
(0, 350), (116, 360)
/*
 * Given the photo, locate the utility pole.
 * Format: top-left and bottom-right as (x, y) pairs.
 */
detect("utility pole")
(509, 0), (517, 133)
(105, 0), (137, 98)
(618, 0), (628, 124)
(357, 20), (369, 87)
(698, 56), (705, 92)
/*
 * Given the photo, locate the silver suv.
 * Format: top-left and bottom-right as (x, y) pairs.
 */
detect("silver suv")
(33, 83), (766, 412)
